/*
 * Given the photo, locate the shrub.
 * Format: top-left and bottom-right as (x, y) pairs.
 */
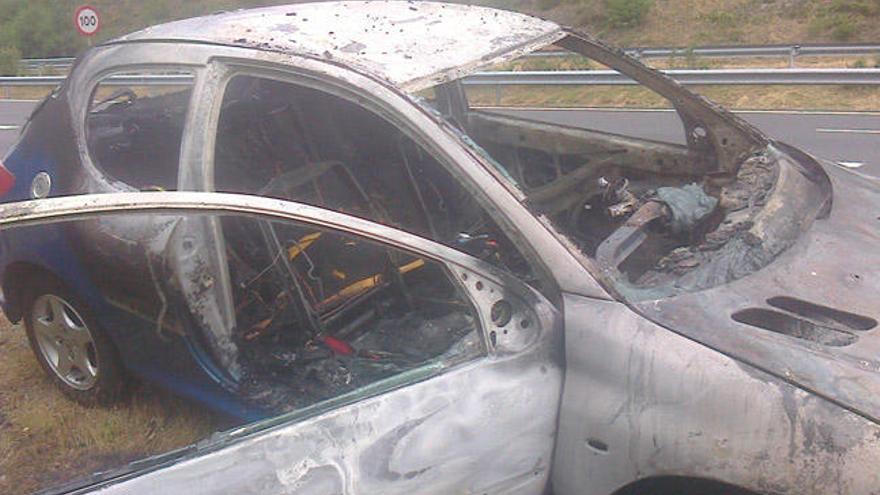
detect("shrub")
(809, 0), (877, 42)
(0, 46), (21, 76)
(829, 15), (857, 41)
(809, 12), (858, 41)
(538, 0), (562, 10)
(704, 11), (736, 29)
(829, 0), (879, 17)
(605, 0), (652, 28)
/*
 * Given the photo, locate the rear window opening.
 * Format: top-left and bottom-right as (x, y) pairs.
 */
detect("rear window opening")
(85, 70), (195, 191)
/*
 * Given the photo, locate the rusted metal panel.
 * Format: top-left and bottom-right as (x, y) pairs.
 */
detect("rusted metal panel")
(114, 2), (565, 93)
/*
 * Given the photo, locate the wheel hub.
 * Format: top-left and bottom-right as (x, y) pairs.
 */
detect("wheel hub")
(31, 294), (99, 390)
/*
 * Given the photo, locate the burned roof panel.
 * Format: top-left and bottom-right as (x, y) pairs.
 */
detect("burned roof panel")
(115, 1), (564, 92)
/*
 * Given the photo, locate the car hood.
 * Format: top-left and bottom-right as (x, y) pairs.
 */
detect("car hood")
(634, 154), (880, 423)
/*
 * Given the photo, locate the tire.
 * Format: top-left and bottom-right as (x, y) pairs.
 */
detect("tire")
(22, 278), (128, 406)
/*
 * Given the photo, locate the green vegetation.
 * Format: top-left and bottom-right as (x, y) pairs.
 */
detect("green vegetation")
(0, 1), (84, 58)
(810, 11), (858, 41)
(466, 84), (880, 111)
(0, 46), (21, 76)
(0, 1), (879, 61)
(810, 0), (880, 41)
(809, 0), (880, 41)
(605, 0), (653, 28)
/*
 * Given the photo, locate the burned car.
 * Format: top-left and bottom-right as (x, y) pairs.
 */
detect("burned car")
(1, 2), (880, 494)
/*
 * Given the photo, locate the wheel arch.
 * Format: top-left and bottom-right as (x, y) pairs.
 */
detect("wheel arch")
(2, 261), (60, 322)
(610, 476), (764, 495)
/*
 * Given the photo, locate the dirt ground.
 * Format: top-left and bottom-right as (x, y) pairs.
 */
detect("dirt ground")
(0, 315), (229, 495)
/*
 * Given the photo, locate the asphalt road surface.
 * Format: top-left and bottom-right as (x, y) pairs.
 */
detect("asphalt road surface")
(0, 100), (38, 156)
(488, 107), (880, 177)
(1, 99), (878, 176)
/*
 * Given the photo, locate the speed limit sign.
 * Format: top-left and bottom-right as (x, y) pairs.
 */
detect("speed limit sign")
(74, 5), (100, 36)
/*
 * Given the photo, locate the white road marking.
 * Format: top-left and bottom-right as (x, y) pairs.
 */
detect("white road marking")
(816, 128), (880, 135)
(474, 106), (880, 116)
(837, 161), (865, 169)
(0, 125), (19, 131)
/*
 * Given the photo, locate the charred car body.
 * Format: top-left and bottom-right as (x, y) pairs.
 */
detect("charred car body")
(1, 2), (879, 494)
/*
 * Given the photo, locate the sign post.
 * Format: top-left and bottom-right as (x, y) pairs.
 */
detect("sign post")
(74, 5), (101, 46)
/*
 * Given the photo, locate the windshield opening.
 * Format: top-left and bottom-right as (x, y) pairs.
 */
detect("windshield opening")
(417, 42), (787, 301)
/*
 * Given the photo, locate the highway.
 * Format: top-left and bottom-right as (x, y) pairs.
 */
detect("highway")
(0, 100), (40, 156)
(1, 99), (878, 176)
(488, 107), (880, 176)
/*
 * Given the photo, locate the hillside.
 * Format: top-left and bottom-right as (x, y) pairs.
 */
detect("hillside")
(501, 0), (880, 47)
(85, 0), (880, 47)
(0, 0), (878, 74)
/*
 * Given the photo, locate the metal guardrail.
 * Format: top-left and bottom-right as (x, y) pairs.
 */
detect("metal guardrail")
(463, 68), (880, 86)
(0, 74), (193, 87)
(1, 69), (879, 91)
(0, 75), (65, 86)
(19, 57), (76, 68)
(527, 43), (880, 61)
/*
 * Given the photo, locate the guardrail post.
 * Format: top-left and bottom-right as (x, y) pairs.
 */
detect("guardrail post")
(495, 85), (503, 105)
(790, 45), (801, 68)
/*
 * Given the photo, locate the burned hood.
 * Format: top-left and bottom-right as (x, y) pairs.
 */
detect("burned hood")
(113, 1), (564, 93)
(633, 156), (880, 422)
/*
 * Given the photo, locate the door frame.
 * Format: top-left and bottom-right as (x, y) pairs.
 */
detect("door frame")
(186, 49), (607, 301)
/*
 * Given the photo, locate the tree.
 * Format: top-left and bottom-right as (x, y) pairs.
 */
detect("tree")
(0, 1), (87, 59)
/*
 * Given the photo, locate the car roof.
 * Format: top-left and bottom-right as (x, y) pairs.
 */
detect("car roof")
(113, 1), (564, 93)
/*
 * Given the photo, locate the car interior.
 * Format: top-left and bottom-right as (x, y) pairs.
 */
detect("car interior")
(204, 76), (521, 412)
(83, 68), (775, 412)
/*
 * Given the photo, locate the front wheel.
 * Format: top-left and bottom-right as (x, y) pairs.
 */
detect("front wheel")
(23, 280), (128, 406)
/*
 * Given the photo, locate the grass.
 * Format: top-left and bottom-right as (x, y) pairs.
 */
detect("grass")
(467, 84), (880, 112)
(461, 48), (880, 112)
(0, 85), (55, 100)
(533, 0), (880, 46)
(0, 315), (228, 494)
